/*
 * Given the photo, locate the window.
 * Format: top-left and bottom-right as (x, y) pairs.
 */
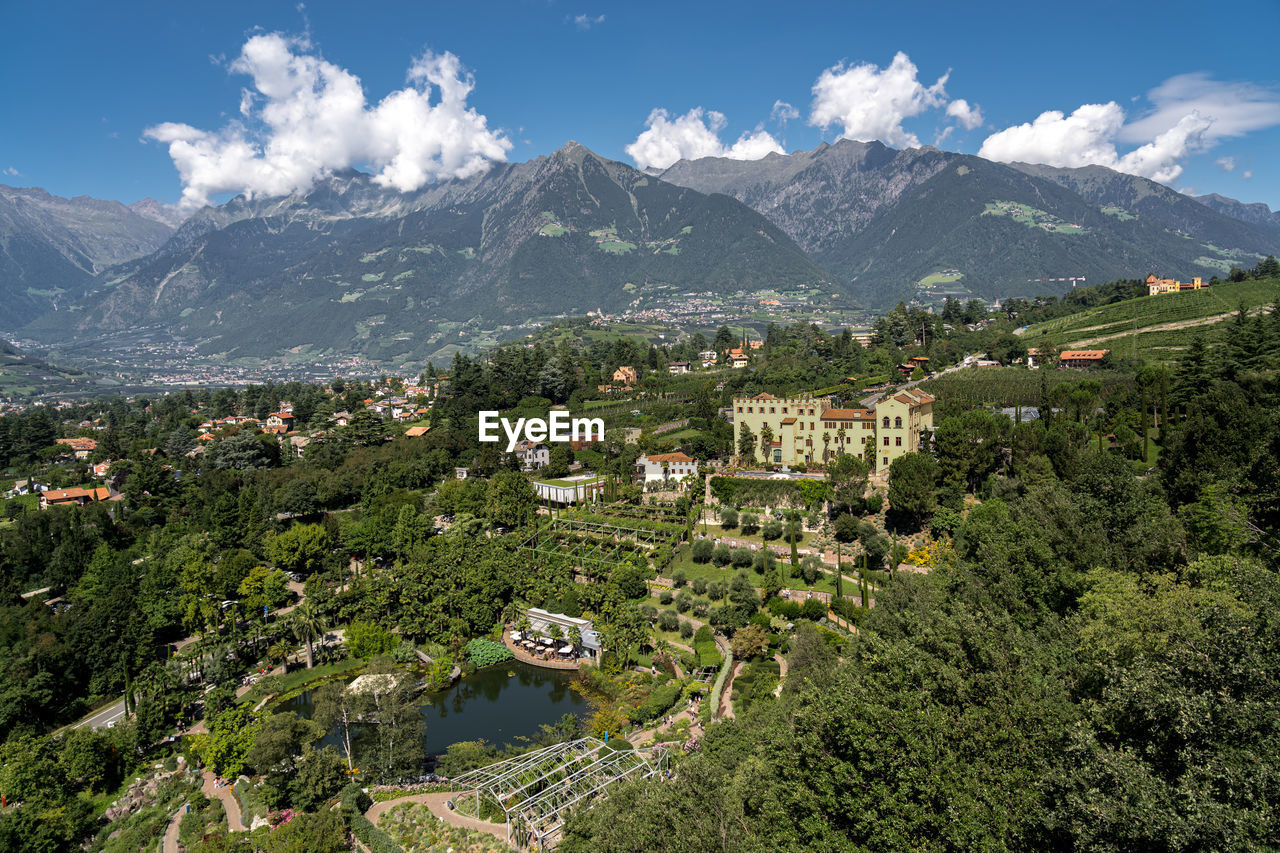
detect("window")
(782, 407), (788, 414)
(895, 436), (902, 446)
(882, 416), (890, 428)
(883, 436), (890, 446)
(736, 406), (742, 412)
(882, 456), (889, 467)
(894, 416), (902, 428)
(770, 407), (776, 414)
(747, 407), (753, 413)
(773, 449), (782, 462)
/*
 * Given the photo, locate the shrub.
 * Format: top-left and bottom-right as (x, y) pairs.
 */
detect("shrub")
(691, 578), (707, 595)
(800, 556), (822, 585)
(801, 598), (827, 620)
(675, 590), (693, 613)
(711, 545), (733, 566)
(731, 547), (754, 568)
(719, 507), (739, 529)
(671, 569), (687, 587)
(629, 681), (682, 724)
(658, 610), (679, 632)
(833, 513), (860, 542)
(865, 493), (884, 514)
(392, 641), (418, 664)
(659, 590), (673, 605)
(641, 604), (658, 620)
(761, 520), (783, 541)
(679, 620), (694, 639)
(740, 513), (760, 535)
(708, 581), (726, 600)
(691, 539), (714, 564)
(693, 599), (709, 618)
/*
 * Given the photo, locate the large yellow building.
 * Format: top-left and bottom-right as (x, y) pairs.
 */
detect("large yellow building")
(1146, 274), (1204, 296)
(732, 388), (934, 470)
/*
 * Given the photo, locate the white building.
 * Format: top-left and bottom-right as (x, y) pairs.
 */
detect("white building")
(513, 440), (550, 470)
(523, 608), (602, 660)
(635, 452), (697, 484)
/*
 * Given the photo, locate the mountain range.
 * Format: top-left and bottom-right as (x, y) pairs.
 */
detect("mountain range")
(5, 141), (1280, 364)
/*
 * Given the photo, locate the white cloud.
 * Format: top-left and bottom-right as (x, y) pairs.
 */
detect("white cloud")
(145, 33), (510, 209)
(946, 98), (984, 130)
(978, 101), (1209, 183)
(809, 51), (949, 148)
(625, 108), (784, 170)
(1120, 73), (1280, 144)
(2, 166), (19, 177)
(1243, 170), (1254, 179)
(1217, 156), (1236, 171)
(571, 14), (605, 30)
(770, 100), (799, 125)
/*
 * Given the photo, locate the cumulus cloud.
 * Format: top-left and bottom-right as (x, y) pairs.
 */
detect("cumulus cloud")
(1243, 170), (1253, 179)
(979, 74), (1280, 186)
(625, 108), (784, 170)
(2, 166), (19, 177)
(809, 51), (949, 148)
(1217, 156), (1236, 171)
(978, 101), (1210, 183)
(571, 13), (605, 29)
(770, 100), (800, 125)
(145, 34), (510, 209)
(946, 98), (984, 130)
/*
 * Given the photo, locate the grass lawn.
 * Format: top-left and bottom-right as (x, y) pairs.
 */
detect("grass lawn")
(695, 521), (817, 551)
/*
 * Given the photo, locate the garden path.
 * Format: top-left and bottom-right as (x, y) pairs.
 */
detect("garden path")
(366, 791), (509, 845)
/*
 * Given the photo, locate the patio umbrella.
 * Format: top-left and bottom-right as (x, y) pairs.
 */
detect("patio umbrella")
(540, 637), (554, 646)
(510, 631), (522, 640)
(558, 645), (574, 654)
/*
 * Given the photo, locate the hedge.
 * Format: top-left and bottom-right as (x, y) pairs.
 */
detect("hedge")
(349, 814), (403, 853)
(710, 476), (829, 509)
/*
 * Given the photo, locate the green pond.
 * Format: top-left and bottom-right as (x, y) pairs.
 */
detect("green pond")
(282, 659), (588, 754)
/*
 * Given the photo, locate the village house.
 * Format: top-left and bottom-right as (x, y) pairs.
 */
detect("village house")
(513, 440), (551, 470)
(667, 361), (691, 375)
(265, 412), (295, 429)
(55, 437), (97, 459)
(635, 451), (697, 484)
(612, 365), (639, 386)
(40, 487), (111, 510)
(1059, 349), (1110, 368)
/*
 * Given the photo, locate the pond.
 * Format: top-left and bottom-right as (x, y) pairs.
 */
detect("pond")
(281, 659), (589, 755)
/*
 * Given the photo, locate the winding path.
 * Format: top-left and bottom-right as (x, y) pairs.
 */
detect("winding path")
(201, 771), (245, 832)
(366, 791), (510, 846)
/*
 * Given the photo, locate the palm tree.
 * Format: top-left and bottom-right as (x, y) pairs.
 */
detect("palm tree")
(290, 599), (329, 669)
(568, 625), (583, 651)
(821, 432), (831, 464)
(836, 426), (848, 455)
(759, 423), (774, 464)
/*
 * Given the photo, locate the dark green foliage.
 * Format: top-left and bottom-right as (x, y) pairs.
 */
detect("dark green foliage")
(464, 638), (514, 669)
(691, 538), (714, 563)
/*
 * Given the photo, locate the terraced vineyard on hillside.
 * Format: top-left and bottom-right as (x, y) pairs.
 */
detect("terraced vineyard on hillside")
(1021, 278), (1280, 363)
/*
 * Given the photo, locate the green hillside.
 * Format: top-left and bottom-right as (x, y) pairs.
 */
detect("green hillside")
(1021, 278), (1280, 363)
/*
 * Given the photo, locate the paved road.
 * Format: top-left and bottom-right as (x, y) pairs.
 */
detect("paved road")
(73, 580), (310, 731)
(75, 699), (129, 730)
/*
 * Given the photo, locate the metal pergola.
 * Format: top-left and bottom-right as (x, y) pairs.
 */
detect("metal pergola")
(451, 737), (669, 851)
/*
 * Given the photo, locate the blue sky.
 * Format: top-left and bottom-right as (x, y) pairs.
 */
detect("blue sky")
(4, 0), (1280, 210)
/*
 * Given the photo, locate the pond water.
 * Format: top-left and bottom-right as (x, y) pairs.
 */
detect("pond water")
(281, 659), (589, 755)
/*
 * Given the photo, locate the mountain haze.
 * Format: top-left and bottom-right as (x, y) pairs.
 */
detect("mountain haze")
(0, 185), (176, 326)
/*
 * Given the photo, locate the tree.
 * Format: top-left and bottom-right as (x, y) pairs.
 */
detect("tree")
(887, 452), (939, 529)
(291, 599), (330, 669)
(737, 422), (756, 463)
(346, 621), (395, 659)
(486, 470), (538, 528)
(731, 624), (769, 659)
(237, 565), (290, 615)
(759, 423), (775, 464)
(266, 523), (330, 576)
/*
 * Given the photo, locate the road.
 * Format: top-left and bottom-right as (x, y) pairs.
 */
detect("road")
(73, 580), (309, 731)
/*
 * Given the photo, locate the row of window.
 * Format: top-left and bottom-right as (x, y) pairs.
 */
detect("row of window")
(882, 436), (903, 447)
